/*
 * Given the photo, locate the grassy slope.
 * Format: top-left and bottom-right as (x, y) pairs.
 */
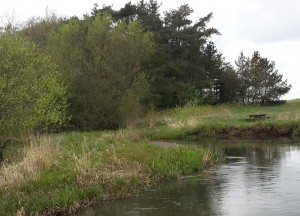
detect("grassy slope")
(138, 99), (300, 139)
(1, 100), (299, 215)
(0, 132), (223, 215)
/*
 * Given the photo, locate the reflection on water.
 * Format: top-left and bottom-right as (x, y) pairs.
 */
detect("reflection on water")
(79, 139), (300, 216)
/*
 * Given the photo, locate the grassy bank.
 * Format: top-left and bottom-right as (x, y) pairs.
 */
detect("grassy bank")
(136, 99), (300, 140)
(0, 132), (224, 215)
(1, 99), (299, 215)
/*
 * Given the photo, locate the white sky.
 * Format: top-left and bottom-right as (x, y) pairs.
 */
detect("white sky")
(1, 0), (299, 100)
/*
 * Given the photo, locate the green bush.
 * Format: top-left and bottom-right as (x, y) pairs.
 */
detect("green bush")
(0, 33), (68, 139)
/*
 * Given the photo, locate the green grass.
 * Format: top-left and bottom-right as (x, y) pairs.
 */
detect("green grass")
(0, 132), (224, 215)
(151, 147), (223, 179)
(1, 99), (299, 215)
(136, 100), (300, 139)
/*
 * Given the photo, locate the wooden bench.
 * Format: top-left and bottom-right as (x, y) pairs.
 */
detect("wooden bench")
(246, 114), (270, 121)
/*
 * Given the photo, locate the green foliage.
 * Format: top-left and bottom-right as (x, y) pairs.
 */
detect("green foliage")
(93, 2), (291, 108)
(146, 6), (221, 108)
(93, 2), (222, 108)
(235, 51), (291, 105)
(14, 1), (293, 131)
(48, 15), (155, 130)
(92, 0), (163, 32)
(0, 33), (68, 138)
(218, 65), (241, 103)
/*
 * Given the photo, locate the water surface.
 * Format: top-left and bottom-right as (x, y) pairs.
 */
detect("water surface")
(79, 138), (300, 216)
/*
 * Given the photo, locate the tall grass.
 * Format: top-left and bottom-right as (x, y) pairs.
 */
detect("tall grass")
(0, 136), (59, 188)
(0, 131), (224, 215)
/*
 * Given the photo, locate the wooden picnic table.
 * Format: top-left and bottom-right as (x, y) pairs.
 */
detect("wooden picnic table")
(246, 114), (269, 121)
(249, 114), (266, 118)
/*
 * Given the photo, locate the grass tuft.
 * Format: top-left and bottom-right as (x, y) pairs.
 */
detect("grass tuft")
(0, 136), (59, 188)
(151, 147), (224, 180)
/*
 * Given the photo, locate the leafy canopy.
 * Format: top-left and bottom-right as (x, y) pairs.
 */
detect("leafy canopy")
(0, 33), (68, 138)
(47, 15), (155, 130)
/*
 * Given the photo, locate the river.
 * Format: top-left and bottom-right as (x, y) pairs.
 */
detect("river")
(79, 138), (300, 216)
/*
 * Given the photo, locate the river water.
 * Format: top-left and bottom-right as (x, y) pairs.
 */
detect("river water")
(79, 138), (300, 216)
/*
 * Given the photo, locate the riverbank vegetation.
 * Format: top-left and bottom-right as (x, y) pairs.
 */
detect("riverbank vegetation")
(1, 99), (299, 214)
(0, 132), (224, 215)
(0, 0), (297, 215)
(136, 99), (300, 139)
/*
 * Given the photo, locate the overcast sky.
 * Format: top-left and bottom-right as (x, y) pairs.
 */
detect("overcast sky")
(1, 0), (299, 100)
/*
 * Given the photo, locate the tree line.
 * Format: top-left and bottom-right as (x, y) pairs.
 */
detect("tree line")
(0, 0), (291, 137)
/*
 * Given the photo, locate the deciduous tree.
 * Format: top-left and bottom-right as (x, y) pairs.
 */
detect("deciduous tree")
(0, 33), (68, 139)
(47, 15), (154, 130)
